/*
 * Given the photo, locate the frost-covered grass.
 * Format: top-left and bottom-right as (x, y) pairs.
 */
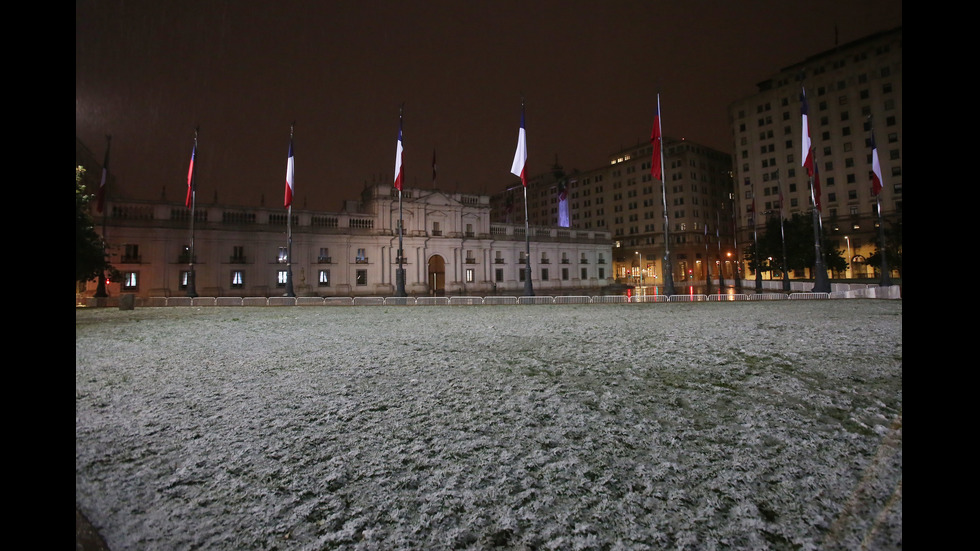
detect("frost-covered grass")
(76, 300), (902, 550)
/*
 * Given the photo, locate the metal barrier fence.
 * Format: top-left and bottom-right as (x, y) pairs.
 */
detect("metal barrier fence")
(106, 292), (861, 307)
(84, 282), (911, 308)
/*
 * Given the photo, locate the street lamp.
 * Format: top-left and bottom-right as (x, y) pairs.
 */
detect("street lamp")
(635, 251), (644, 289)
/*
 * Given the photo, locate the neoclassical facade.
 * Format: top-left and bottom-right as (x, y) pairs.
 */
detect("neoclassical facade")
(82, 183), (614, 299)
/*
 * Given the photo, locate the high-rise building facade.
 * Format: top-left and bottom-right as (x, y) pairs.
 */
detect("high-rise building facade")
(492, 139), (734, 291)
(728, 27), (902, 280)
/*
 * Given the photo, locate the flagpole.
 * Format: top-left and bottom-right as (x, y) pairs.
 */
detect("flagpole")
(186, 128), (199, 298)
(869, 120), (892, 287)
(654, 92), (675, 296)
(703, 223), (712, 294)
(395, 105), (407, 297)
(520, 98), (534, 296)
(777, 172), (791, 292)
(808, 169), (830, 293)
(731, 198), (743, 293)
(94, 134), (111, 298)
(716, 211), (724, 292)
(801, 82), (830, 293)
(753, 194), (762, 292)
(284, 123), (296, 298)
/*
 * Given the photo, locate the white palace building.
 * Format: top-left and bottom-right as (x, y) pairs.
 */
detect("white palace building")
(80, 182), (614, 300)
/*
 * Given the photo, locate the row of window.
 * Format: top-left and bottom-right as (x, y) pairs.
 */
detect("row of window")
(114, 266), (608, 292)
(121, 245), (607, 266)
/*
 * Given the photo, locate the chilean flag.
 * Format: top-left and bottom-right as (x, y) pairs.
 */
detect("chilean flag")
(800, 87), (813, 176)
(394, 116), (404, 191)
(510, 104), (527, 187)
(650, 94), (663, 181)
(284, 135), (295, 208)
(871, 130), (883, 196)
(185, 142), (196, 209)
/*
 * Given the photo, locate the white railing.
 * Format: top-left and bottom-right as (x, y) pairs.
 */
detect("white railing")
(83, 283), (900, 308)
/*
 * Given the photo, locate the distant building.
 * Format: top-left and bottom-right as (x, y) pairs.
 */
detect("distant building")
(728, 26), (902, 279)
(492, 139), (734, 291)
(79, 181), (614, 299)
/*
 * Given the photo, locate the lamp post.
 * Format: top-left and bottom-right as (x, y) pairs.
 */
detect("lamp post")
(635, 251), (644, 290)
(844, 236), (852, 279)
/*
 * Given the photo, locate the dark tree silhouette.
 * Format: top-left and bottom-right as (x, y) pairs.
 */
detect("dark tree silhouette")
(76, 167), (111, 284)
(747, 212), (846, 278)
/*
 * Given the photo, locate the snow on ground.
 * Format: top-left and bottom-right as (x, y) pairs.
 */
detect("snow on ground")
(76, 300), (902, 550)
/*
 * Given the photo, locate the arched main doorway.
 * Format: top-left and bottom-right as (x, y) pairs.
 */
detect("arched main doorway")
(427, 255), (446, 296)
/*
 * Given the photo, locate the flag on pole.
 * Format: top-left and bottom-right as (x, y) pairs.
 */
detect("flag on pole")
(800, 87), (814, 176)
(870, 130), (883, 196)
(96, 137), (110, 213)
(650, 94), (663, 181)
(284, 133), (295, 208)
(185, 140), (196, 209)
(394, 112), (405, 191)
(432, 148), (437, 186)
(511, 102), (527, 187)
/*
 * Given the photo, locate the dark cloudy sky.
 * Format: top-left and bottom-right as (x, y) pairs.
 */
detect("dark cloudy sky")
(76, 0), (903, 211)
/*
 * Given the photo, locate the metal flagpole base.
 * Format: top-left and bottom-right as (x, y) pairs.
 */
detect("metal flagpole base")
(523, 266), (534, 296)
(284, 265), (295, 297)
(395, 268), (407, 297)
(186, 268), (198, 298)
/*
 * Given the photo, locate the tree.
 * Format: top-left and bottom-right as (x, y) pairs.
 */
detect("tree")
(746, 212), (846, 278)
(866, 215), (903, 280)
(76, 166), (111, 283)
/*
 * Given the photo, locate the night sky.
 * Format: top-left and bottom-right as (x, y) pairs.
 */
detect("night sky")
(76, 0), (903, 212)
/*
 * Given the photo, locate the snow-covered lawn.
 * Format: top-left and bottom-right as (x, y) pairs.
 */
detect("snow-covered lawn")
(76, 300), (902, 550)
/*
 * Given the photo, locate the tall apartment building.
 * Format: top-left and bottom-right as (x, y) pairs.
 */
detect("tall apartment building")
(728, 27), (902, 279)
(492, 139), (734, 291)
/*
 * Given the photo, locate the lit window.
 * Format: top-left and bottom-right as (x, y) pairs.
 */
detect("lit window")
(122, 272), (138, 290)
(231, 271), (244, 289)
(318, 269), (330, 287)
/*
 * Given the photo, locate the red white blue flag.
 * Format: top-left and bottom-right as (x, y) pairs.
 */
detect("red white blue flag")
(650, 94), (663, 181)
(185, 139), (196, 209)
(394, 113), (404, 191)
(800, 87), (814, 176)
(511, 102), (527, 187)
(871, 130), (883, 196)
(284, 133), (295, 208)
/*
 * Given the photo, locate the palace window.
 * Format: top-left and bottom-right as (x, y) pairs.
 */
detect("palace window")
(122, 272), (138, 290)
